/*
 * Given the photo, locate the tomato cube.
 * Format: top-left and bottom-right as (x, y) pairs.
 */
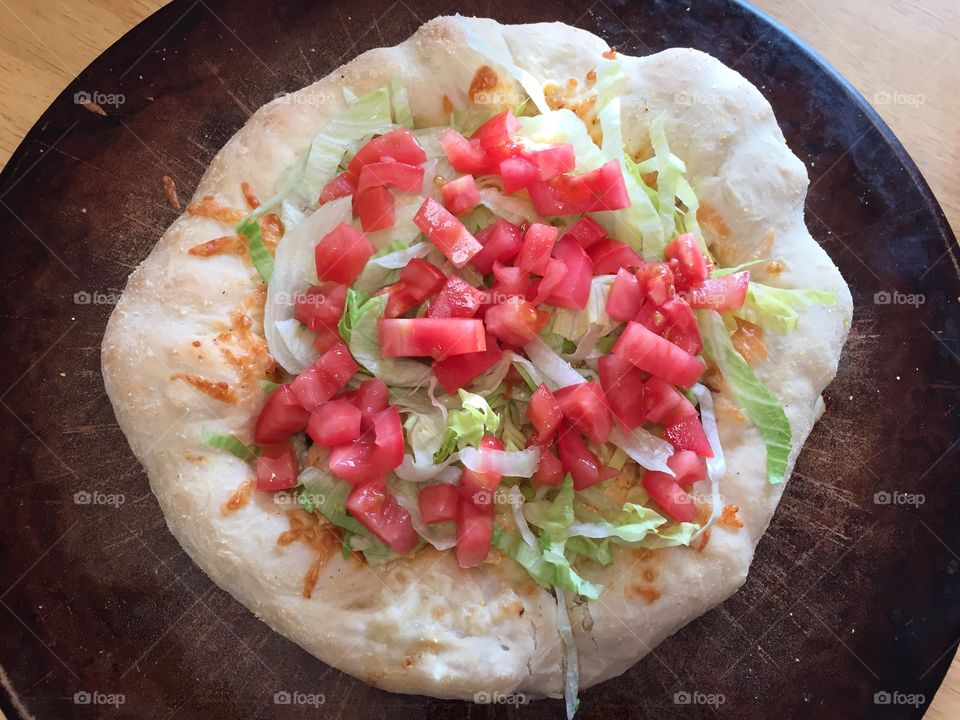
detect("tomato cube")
(516, 223), (558, 276)
(346, 128), (427, 175)
(545, 236), (593, 309)
(307, 399), (361, 446)
(527, 383), (563, 443)
(253, 384), (310, 444)
(419, 483), (460, 523)
(425, 276), (485, 319)
(319, 171), (357, 204)
(471, 219), (523, 273)
(379, 318), (486, 359)
(554, 382), (612, 444)
(413, 197), (483, 268)
(613, 321), (705, 388)
(345, 480), (419, 554)
(315, 222), (374, 285)
(606, 268), (644, 322)
(484, 296), (548, 346)
(456, 501), (494, 568)
(432, 335), (503, 394)
(255, 442), (299, 490)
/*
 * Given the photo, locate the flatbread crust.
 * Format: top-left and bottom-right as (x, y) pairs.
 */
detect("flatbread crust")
(102, 16), (852, 698)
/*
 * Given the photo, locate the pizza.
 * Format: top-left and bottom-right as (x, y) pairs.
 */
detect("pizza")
(102, 15), (852, 714)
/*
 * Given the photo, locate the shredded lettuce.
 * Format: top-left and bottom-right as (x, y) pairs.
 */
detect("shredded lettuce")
(566, 536), (612, 566)
(698, 309), (792, 483)
(352, 241), (432, 294)
(338, 287), (368, 344)
(390, 76), (413, 129)
(735, 283), (837, 334)
(344, 293), (432, 387)
(258, 379), (279, 394)
(647, 115), (687, 243)
(478, 187), (539, 226)
(434, 390), (501, 462)
(522, 337), (587, 390)
(389, 478), (456, 550)
(237, 218), (274, 282)
(548, 275), (617, 343)
(200, 429), (259, 461)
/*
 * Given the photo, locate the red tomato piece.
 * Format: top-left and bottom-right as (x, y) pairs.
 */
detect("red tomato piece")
(664, 415), (713, 457)
(471, 110), (520, 149)
(315, 222), (375, 285)
(371, 406), (404, 472)
(557, 426), (617, 490)
(354, 185), (395, 232)
(381, 258), (446, 318)
(527, 258), (567, 306)
(641, 376), (691, 425)
(355, 379), (389, 415)
(439, 129), (496, 175)
(254, 384), (310, 444)
(499, 155), (540, 194)
(440, 174), (481, 216)
(562, 216), (607, 249)
(425, 276), (485, 319)
(413, 197), (483, 268)
(432, 335), (503, 394)
(328, 437), (379, 484)
(419, 483), (460, 523)
(456, 501), (494, 568)
(667, 449), (708, 490)
(255, 442), (299, 491)
(378, 318), (486, 359)
(356, 161), (425, 195)
(529, 143), (576, 180)
(471, 219), (523, 273)
(295, 282), (347, 331)
(312, 324), (342, 354)
(664, 233), (710, 290)
(554, 382), (612, 444)
(347, 128), (427, 175)
(657, 297), (703, 355)
(636, 262), (676, 306)
(290, 341), (359, 411)
(686, 271), (750, 311)
(528, 159), (630, 216)
(319, 171), (357, 204)
(457, 467), (500, 509)
(589, 238), (644, 275)
(345, 480), (419, 554)
(613, 321), (705, 388)
(605, 268), (645, 323)
(484, 296), (549, 346)
(516, 223), (558, 275)
(490, 262), (530, 300)
(597, 353), (649, 430)
(642, 471), (696, 523)
(533, 448), (564, 487)
(545, 236), (594, 309)
(527, 383), (563, 443)
(307, 399), (361, 446)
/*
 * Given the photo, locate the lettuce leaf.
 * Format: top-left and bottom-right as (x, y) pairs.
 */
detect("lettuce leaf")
(390, 76), (413, 129)
(735, 283), (837, 334)
(237, 217), (274, 282)
(698, 309), (792, 483)
(352, 241), (432, 294)
(434, 390), (500, 462)
(200, 429), (260, 461)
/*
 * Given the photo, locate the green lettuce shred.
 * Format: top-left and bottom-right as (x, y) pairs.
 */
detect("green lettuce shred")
(200, 429), (260, 461)
(390, 77), (413, 129)
(237, 218), (274, 282)
(434, 390), (500, 462)
(735, 283), (837, 334)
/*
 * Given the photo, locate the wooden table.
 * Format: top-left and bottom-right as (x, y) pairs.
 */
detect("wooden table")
(0, 1), (956, 717)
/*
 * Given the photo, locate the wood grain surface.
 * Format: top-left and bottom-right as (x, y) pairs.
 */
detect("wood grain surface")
(0, 0), (956, 718)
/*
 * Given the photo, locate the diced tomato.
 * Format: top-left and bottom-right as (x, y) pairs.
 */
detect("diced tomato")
(379, 318), (486, 359)
(347, 128), (427, 175)
(295, 282), (346, 331)
(254, 385), (310, 444)
(562, 216), (607, 249)
(290, 341), (359, 411)
(490, 262), (530, 299)
(686, 271), (750, 311)
(471, 110), (520, 149)
(666, 449), (708, 490)
(312, 324), (342, 354)
(545, 236), (593, 309)
(480, 435), (505, 452)
(589, 238), (644, 275)
(605, 268), (644, 322)
(471, 219), (523, 273)
(319, 171), (358, 204)
(419, 483), (460, 523)
(328, 436), (379, 484)
(255, 442), (299, 490)
(355, 379), (389, 415)
(516, 223), (558, 275)
(433, 335), (503, 394)
(426, 276), (484, 319)
(641, 376), (692, 425)
(499, 156), (540, 194)
(664, 415), (713, 457)
(533, 448), (564, 487)
(345, 480), (419, 554)
(356, 161), (424, 194)
(456, 501), (493, 568)
(528, 159), (630, 216)
(381, 257), (446, 318)
(371, 406), (404, 472)
(598, 353), (649, 430)
(636, 261), (676, 306)
(307, 399), (361, 446)
(557, 426), (617, 490)
(527, 258), (567, 306)
(441, 175), (481, 216)
(529, 143), (576, 180)
(354, 185), (394, 232)
(613, 321), (705, 388)
(413, 197), (483, 268)
(439, 129), (496, 175)
(664, 233), (710, 290)
(527, 383), (563, 443)
(315, 222), (375, 285)
(642, 471), (695, 522)
(657, 297), (703, 355)
(484, 296), (548, 346)
(555, 382), (612, 444)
